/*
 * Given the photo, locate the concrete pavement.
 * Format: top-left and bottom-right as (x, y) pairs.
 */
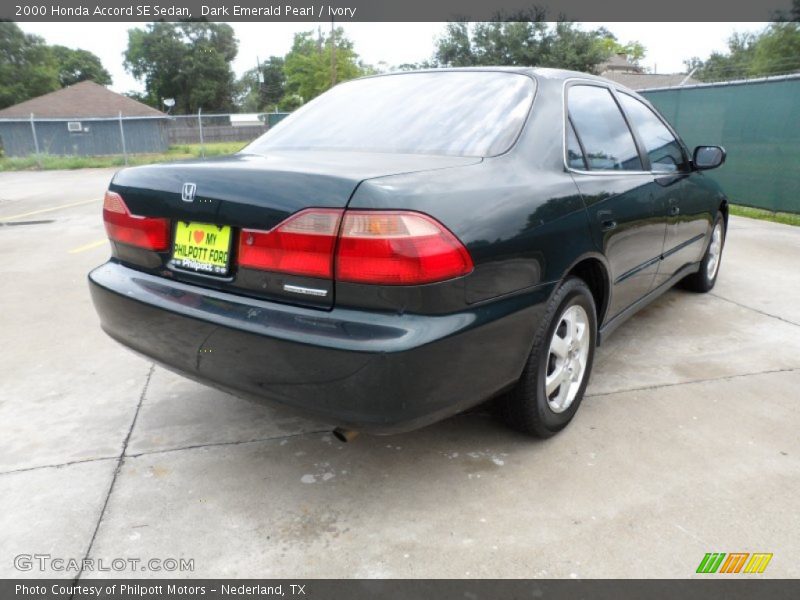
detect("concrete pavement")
(1, 169), (798, 579)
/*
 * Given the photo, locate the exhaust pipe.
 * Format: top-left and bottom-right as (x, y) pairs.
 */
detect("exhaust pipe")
(332, 427), (359, 443)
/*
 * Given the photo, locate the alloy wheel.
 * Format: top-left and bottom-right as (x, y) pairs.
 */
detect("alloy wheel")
(545, 304), (590, 413)
(707, 222), (723, 281)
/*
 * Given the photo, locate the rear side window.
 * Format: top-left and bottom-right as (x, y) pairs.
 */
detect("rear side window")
(566, 120), (587, 170)
(618, 93), (688, 173)
(567, 85), (643, 171)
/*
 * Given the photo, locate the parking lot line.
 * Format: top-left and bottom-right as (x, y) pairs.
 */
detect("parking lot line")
(0, 198), (98, 222)
(69, 239), (108, 254)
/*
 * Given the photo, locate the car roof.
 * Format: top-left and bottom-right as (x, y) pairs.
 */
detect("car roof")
(359, 66), (632, 93)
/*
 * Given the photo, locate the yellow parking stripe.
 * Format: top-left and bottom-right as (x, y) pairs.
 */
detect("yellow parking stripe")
(0, 198), (98, 222)
(68, 239), (108, 254)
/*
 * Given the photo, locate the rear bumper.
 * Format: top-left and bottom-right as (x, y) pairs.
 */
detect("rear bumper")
(88, 261), (551, 433)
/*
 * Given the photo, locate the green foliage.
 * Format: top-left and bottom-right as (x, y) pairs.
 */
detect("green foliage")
(688, 23), (800, 82)
(545, 22), (617, 73)
(394, 61), (438, 71)
(283, 28), (368, 104)
(730, 205), (800, 226)
(260, 56), (287, 107)
(124, 21), (238, 113)
(235, 28), (371, 111)
(435, 22), (475, 66)
(750, 23), (800, 76)
(279, 93), (304, 112)
(0, 22), (114, 109)
(0, 22), (59, 109)
(597, 36), (646, 65)
(236, 56), (286, 112)
(51, 45), (112, 87)
(432, 19), (639, 74)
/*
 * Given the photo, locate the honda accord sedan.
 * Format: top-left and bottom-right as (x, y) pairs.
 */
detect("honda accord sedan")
(89, 68), (727, 438)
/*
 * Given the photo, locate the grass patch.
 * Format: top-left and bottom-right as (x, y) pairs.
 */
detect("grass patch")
(730, 204), (800, 227)
(0, 141), (248, 172)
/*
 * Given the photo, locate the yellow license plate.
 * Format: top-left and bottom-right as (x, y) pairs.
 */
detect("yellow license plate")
(172, 222), (232, 275)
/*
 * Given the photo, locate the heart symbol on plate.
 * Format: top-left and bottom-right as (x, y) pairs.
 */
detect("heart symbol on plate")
(193, 230), (205, 244)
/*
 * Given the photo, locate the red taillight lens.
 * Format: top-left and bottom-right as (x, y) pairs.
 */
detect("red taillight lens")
(103, 191), (170, 251)
(238, 209), (343, 278)
(335, 211), (473, 285)
(236, 209), (473, 285)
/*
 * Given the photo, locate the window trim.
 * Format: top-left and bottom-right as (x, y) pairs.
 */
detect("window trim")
(566, 116), (588, 171)
(561, 78), (653, 177)
(615, 90), (691, 174)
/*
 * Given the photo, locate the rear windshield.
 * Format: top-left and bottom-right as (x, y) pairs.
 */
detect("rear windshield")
(244, 71), (535, 158)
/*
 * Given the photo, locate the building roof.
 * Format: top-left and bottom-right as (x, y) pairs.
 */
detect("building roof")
(599, 53), (643, 74)
(0, 81), (166, 119)
(600, 71), (699, 91)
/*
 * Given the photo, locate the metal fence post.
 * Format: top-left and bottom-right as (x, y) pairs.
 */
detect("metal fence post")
(29, 113), (42, 168)
(118, 110), (128, 166)
(198, 107), (205, 158)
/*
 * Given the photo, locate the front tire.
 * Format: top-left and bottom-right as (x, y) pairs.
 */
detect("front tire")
(499, 277), (597, 438)
(682, 213), (725, 293)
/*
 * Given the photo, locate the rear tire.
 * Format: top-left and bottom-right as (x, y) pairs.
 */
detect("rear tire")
(682, 213), (725, 293)
(499, 277), (597, 438)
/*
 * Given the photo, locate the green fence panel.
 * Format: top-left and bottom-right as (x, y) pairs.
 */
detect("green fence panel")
(642, 76), (800, 213)
(267, 112), (291, 128)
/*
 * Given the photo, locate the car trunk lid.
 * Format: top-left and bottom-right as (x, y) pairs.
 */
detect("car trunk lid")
(107, 150), (480, 309)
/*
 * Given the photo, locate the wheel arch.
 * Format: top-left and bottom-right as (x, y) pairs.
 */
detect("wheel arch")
(561, 253), (612, 328)
(719, 196), (729, 229)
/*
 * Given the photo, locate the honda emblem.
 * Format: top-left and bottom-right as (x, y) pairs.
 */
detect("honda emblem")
(181, 182), (197, 202)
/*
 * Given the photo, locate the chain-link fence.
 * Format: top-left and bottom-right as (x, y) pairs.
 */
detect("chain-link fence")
(0, 111), (291, 163)
(165, 112), (290, 147)
(3, 77), (799, 215)
(641, 73), (800, 214)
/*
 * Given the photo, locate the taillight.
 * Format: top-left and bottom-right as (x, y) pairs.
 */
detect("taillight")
(238, 209), (343, 278)
(335, 211), (473, 284)
(103, 191), (170, 251)
(237, 209), (473, 286)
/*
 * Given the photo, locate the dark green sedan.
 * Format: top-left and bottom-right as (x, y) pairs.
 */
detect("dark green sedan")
(89, 68), (728, 438)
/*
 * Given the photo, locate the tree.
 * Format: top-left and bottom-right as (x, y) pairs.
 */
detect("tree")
(749, 22), (800, 76)
(0, 22), (59, 109)
(688, 24), (800, 82)
(434, 22), (475, 66)
(544, 22), (617, 73)
(597, 31), (646, 66)
(124, 21), (238, 113)
(51, 45), (112, 87)
(235, 56), (286, 112)
(688, 32), (757, 81)
(283, 28), (368, 104)
(432, 19), (637, 74)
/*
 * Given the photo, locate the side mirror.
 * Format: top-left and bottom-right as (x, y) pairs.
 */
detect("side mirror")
(693, 146), (726, 170)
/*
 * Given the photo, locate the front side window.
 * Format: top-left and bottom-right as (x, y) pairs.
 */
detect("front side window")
(567, 85), (643, 171)
(245, 72), (535, 158)
(618, 93), (687, 173)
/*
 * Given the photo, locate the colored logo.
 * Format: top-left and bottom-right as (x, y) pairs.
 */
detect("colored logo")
(696, 552), (773, 574)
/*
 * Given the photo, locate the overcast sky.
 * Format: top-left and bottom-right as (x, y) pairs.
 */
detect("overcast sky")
(19, 22), (769, 94)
